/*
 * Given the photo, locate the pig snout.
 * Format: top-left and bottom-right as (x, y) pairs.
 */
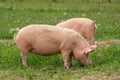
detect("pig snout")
(82, 60), (92, 66)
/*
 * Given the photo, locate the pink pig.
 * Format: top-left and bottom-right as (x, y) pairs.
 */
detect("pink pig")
(15, 24), (97, 69)
(56, 18), (96, 45)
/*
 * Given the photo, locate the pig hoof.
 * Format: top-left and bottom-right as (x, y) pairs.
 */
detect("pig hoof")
(22, 65), (28, 69)
(64, 66), (70, 70)
(70, 64), (73, 67)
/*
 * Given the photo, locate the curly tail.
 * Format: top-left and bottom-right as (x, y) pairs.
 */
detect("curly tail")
(15, 28), (20, 33)
(14, 28), (20, 41)
(93, 21), (97, 29)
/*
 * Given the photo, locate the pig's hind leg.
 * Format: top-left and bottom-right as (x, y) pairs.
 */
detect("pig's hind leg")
(16, 39), (31, 67)
(20, 50), (28, 67)
(89, 36), (94, 45)
(18, 44), (30, 67)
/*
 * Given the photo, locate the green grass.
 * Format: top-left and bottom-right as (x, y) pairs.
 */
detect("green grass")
(0, 0), (120, 80)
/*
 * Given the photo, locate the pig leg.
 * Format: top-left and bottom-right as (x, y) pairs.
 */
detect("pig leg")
(69, 53), (73, 67)
(61, 51), (71, 70)
(89, 36), (94, 45)
(20, 50), (28, 66)
(89, 24), (96, 45)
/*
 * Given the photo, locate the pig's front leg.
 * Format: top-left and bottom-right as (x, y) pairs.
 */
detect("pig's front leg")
(69, 54), (73, 67)
(61, 51), (72, 70)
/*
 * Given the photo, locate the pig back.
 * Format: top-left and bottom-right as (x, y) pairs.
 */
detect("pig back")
(56, 18), (96, 39)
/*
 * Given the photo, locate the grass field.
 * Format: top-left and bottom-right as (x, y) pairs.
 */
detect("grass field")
(0, 0), (120, 80)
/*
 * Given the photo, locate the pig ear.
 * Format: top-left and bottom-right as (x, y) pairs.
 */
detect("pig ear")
(90, 45), (97, 50)
(15, 28), (20, 32)
(84, 45), (97, 54)
(84, 48), (93, 54)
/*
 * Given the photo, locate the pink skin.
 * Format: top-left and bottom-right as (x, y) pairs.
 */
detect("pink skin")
(15, 24), (97, 69)
(56, 18), (96, 45)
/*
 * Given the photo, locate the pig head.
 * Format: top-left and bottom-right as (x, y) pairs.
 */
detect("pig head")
(73, 45), (97, 66)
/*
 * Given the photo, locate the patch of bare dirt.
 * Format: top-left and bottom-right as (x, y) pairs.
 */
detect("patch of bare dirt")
(0, 39), (120, 48)
(80, 74), (120, 80)
(95, 39), (120, 48)
(0, 39), (14, 44)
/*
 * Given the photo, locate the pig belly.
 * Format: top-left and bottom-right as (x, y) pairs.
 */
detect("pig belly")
(30, 40), (61, 56)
